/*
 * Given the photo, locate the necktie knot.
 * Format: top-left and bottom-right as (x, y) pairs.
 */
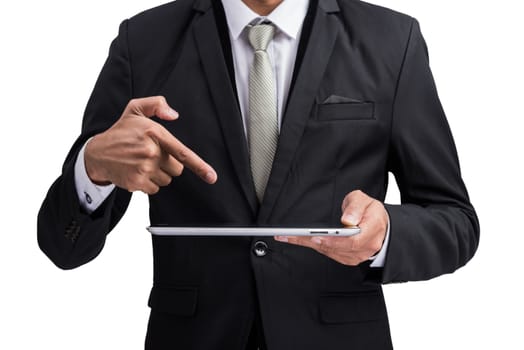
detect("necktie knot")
(248, 23), (275, 52)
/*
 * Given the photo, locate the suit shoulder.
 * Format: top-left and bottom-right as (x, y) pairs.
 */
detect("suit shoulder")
(337, 0), (415, 37)
(126, 0), (195, 34)
(120, 0), (196, 56)
(338, 0), (413, 22)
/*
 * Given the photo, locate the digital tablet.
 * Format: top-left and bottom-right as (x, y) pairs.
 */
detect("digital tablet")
(147, 226), (360, 237)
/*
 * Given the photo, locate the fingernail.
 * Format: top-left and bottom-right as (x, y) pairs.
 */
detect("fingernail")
(168, 108), (179, 119)
(205, 171), (216, 183)
(275, 236), (288, 242)
(342, 214), (357, 226)
(312, 237), (323, 245)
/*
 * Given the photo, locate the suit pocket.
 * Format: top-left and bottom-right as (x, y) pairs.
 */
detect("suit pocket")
(319, 291), (386, 324)
(317, 101), (375, 121)
(148, 285), (198, 316)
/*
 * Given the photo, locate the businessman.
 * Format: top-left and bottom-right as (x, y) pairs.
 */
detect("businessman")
(38, 0), (480, 349)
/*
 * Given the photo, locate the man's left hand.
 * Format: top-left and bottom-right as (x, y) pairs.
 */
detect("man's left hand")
(274, 190), (388, 266)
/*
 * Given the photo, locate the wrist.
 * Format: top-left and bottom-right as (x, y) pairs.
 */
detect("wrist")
(84, 135), (111, 186)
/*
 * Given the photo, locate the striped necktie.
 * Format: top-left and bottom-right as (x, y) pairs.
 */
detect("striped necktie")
(248, 23), (278, 202)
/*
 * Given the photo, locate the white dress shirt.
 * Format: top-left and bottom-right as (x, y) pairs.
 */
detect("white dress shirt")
(74, 0), (389, 267)
(221, 0), (309, 137)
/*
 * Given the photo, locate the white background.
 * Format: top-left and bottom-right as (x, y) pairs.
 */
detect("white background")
(0, 0), (522, 349)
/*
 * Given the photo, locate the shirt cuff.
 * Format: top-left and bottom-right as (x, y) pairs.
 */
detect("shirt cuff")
(74, 139), (115, 214)
(368, 213), (391, 268)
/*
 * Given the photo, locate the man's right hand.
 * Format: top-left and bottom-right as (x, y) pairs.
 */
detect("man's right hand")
(84, 96), (218, 194)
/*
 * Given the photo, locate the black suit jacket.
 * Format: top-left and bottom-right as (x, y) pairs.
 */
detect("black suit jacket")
(38, 0), (480, 349)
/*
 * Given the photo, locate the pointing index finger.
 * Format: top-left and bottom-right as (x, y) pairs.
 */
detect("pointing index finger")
(150, 125), (217, 184)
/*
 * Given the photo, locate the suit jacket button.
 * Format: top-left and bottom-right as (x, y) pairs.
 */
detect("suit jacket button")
(253, 241), (268, 257)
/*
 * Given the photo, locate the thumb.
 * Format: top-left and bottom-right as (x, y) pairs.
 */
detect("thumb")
(125, 96), (179, 121)
(155, 105), (179, 121)
(341, 214), (360, 227)
(340, 190), (373, 226)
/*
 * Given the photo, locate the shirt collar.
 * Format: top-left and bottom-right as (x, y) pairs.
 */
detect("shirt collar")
(221, 0), (310, 40)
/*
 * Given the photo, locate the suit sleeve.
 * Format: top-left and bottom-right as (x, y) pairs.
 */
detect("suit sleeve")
(37, 20), (134, 270)
(382, 19), (480, 283)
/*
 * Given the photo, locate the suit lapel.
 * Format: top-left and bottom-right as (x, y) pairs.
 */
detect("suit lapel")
(193, 1), (258, 215)
(258, 0), (341, 223)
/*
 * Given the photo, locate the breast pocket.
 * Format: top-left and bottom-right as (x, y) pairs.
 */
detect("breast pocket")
(316, 96), (375, 121)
